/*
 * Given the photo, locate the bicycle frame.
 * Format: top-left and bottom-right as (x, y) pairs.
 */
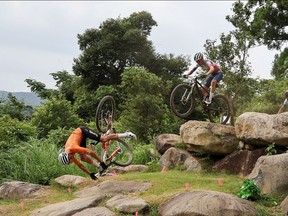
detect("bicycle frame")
(94, 95), (134, 168)
(188, 77), (210, 110)
(170, 75), (231, 124)
(101, 124), (119, 164)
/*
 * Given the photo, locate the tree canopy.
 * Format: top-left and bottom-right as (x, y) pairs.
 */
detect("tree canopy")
(73, 11), (157, 89)
(227, 0), (288, 50)
(271, 47), (288, 79)
(72, 11), (189, 90)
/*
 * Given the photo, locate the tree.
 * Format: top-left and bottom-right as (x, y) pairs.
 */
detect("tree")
(73, 11), (157, 89)
(50, 70), (79, 103)
(271, 47), (288, 79)
(25, 78), (57, 99)
(227, 0), (288, 50)
(204, 29), (256, 119)
(117, 67), (183, 142)
(0, 93), (33, 121)
(73, 11), (189, 90)
(31, 97), (83, 138)
(238, 78), (288, 114)
(0, 115), (36, 150)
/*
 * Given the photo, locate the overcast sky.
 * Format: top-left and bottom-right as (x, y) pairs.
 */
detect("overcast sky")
(0, 1), (279, 92)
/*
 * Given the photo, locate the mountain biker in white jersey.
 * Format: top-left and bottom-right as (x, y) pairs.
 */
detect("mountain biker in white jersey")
(184, 52), (223, 104)
(278, 91), (288, 114)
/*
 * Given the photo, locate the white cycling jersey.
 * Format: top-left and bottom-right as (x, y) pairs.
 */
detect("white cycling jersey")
(196, 59), (220, 73)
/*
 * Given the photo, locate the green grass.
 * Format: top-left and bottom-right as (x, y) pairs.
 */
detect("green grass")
(0, 170), (284, 216)
(117, 170), (245, 205)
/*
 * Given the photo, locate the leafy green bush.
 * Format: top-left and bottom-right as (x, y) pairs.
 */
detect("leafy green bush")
(237, 179), (262, 201)
(31, 97), (83, 138)
(0, 115), (37, 150)
(47, 127), (74, 148)
(0, 138), (86, 185)
(132, 143), (159, 165)
(118, 67), (183, 143)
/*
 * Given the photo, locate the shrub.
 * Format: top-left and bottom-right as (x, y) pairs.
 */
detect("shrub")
(237, 179), (262, 201)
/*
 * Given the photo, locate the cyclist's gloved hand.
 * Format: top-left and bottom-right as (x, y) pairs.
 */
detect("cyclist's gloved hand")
(90, 172), (98, 180)
(182, 74), (188, 78)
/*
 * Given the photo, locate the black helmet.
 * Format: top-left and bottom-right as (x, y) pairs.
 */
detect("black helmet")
(285, 90), (288, 98)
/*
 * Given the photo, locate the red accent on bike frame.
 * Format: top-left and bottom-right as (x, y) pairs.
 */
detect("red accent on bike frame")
(108, 147), (121, 161)
(102, 141), (109, 151)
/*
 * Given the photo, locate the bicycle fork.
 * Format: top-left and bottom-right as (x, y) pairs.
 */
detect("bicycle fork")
(181, 88), (193, 105)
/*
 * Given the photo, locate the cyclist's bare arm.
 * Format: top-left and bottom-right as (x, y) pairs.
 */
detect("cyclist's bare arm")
(71, 157), (92, 175)
(186, 66), (198, 76)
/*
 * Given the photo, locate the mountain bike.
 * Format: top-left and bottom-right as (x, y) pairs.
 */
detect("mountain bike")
(170, 76), (231, 124)
(95, 95), (116, 133)
(93, 95), (134, 175)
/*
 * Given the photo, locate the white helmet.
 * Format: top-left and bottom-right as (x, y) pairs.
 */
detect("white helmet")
(194, 52), (204, 61)
(58, 152), (70, 165)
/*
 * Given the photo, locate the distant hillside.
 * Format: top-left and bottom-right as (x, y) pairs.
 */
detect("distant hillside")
(0, 91), (42, 106)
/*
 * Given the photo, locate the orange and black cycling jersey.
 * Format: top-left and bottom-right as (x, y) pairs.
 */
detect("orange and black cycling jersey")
(65, 126), (101, 155)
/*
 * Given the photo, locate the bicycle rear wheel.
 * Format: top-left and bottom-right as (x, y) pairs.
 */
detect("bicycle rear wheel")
(102, 139), (133, 167)
(207, 94), (231, 124)
(95, 95), (116, 133)
(170, 84), (195, 118)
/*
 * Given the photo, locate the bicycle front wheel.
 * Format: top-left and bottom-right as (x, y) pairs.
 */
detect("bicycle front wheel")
(95, 95), (116, 133)
(207, 94), (231, 124)
(170, 84), (195, 119)
(102, 139), (134, 167)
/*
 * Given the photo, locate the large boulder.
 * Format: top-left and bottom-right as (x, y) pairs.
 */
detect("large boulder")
(72, 207), (116, 216)
(180, 120), (239, 156)
(0, 181), (45, 199)
(30, 196), (102, 216)
(75, 180), (151, 198)
(159, 190), (257, 216)
(54, 175), (88, 186)
(111, 165), (149, 174)
(159, 147), (202, 172)
(248, 153), (288, 195)
(155, 134), (183, 154)
(106, 194), (149, 214)
(281, 195), (288, 216)
(212, 149), (266, 177)
(235, 112), (288, 146)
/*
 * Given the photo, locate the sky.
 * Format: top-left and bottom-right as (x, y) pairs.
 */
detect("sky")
(0, 1), (279, 92)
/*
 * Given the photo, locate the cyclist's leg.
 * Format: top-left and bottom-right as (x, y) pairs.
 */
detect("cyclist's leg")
(79, 153), (100, 168)
(77, 149), (107, 173)
(209, 72), (223, 101)
(203, 75), (213, 99)
(70, 146), (103, 163)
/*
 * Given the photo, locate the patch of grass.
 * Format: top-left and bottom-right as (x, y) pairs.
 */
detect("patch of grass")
(0, 170), (284, 216)
(117, 170), (245, 205)
(0, 183), (77, 216)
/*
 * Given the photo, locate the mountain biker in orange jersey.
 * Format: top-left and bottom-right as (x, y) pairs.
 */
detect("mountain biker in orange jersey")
(278, 91), (288, 114)
(184, 52), (223, 104)
(58, 126), (136, 180)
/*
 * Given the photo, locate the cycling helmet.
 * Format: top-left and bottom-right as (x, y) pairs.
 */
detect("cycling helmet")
(194, 52), (204, 61)
(285, 90), (288, 98)
(58, 152), (70, 165)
